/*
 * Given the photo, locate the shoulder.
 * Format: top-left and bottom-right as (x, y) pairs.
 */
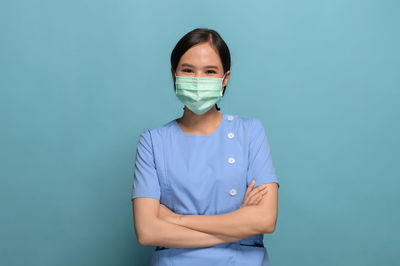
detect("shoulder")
(138, 118), (177, 142)
(228, 114), (268, 146)
(228, 113), (264, 131)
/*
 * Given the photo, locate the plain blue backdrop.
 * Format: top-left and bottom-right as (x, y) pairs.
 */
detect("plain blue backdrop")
(1, 0), (399, 265)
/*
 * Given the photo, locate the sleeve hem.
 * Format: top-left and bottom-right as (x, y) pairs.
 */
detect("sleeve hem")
(131, 191), (160, 201)
(254, 179), (280, 189)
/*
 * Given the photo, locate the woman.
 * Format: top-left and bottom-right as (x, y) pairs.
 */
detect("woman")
(131, 28), (280, 266)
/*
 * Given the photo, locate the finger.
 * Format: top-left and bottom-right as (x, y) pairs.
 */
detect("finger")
(242, 196), (249, 206)
(254, 184), (267, 193)
(247, 189), (263, 204)
(248, 185), (268, 198)
(256, 193), (265, 203)
(249, 193), (262, 205)
(247, 195), (256, 205)
(258, 193), (265, 201)
(247, 190), (267, 206)
(245, 180), (255, 196)
(243, 180), (256, 205)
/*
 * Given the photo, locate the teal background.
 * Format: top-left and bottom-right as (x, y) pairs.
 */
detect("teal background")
(1, 0), (399, 265)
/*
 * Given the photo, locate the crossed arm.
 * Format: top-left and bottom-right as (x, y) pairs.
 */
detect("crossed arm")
(132, 182), (278, 249)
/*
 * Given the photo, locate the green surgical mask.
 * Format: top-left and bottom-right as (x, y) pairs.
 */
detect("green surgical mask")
(174, 73), (226, 115)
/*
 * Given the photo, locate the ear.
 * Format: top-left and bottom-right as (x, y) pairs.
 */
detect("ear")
(222, 70), (231, 87)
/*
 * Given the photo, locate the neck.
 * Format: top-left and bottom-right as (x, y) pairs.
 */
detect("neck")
(178, 107), (222, 127)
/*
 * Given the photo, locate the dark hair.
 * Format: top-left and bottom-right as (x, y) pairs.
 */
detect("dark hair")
(171, 28), (231, 111)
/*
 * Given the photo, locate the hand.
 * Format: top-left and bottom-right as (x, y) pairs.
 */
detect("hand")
(158, 203), (181, 225)
(240, 180), (268, 209)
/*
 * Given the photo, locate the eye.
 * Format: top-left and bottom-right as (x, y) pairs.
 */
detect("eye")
(206, 70), (217, 74)
(182, 68), (193, 73)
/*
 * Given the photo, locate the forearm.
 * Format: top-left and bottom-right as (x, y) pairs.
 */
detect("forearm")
(140, 216), (242, 248)
(175, 205), (266, 239)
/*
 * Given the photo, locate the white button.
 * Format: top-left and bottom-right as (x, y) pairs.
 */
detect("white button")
(229, 188), (237, 196)
(227, 115), (234, 121)
(227, 132), (234, 139)
(228, 157), (235, 164)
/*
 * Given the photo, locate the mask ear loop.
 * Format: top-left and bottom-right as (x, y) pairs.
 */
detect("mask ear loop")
(215, 73), (226, 110)
(221, 73), (227, 87)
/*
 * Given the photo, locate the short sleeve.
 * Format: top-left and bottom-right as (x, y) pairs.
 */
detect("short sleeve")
(131, 129), (161, 201)
(247, 118), (280, 189)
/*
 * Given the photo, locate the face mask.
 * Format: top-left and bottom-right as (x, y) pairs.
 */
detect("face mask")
(174, 73), (226, 115)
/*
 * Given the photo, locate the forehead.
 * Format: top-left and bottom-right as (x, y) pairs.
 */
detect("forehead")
(179, 42), (222, 67)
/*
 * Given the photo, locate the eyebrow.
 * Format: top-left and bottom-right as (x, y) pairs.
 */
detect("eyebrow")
(181, 63), (219, 69)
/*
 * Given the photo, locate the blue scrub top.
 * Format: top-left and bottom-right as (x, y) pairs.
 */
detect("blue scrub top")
(131, 113), (280, 266)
